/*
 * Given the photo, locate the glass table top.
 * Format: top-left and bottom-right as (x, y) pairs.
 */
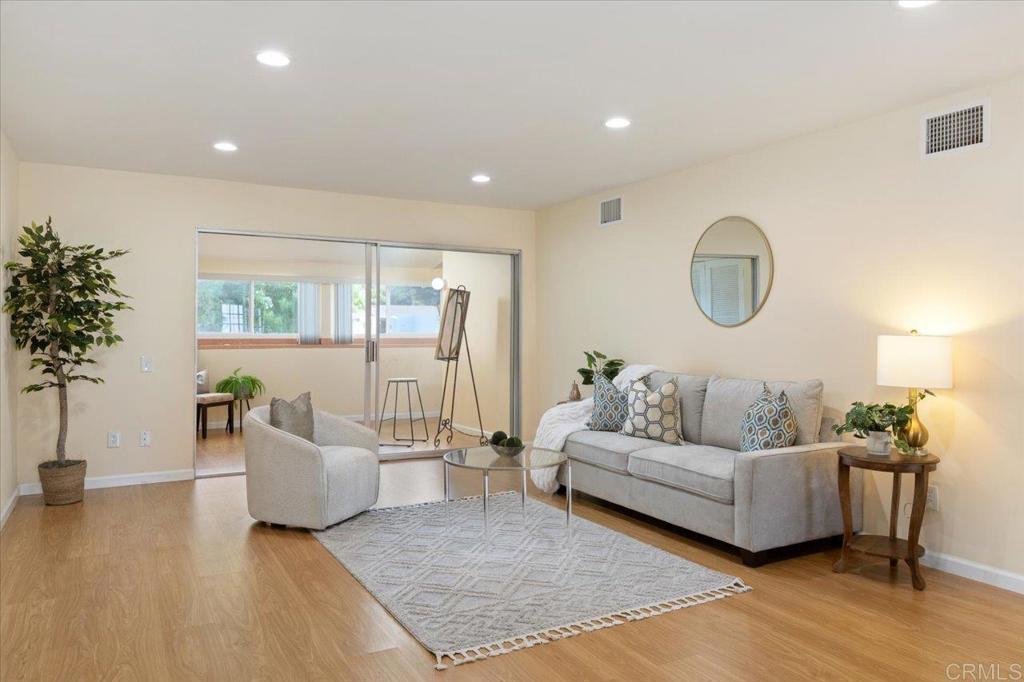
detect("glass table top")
(443, 445), (566, 471)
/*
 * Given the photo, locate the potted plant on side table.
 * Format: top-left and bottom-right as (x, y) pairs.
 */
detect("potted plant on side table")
(215, 367), (265, 428)
(3, 218), (130, 505)
(833, 399), (920, 455)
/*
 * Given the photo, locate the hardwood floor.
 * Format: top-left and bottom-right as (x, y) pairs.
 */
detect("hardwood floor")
(2, 460), (1022, 681)
(195, 430), (246, 476)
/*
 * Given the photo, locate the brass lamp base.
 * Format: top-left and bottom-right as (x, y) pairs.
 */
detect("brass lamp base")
(897, 387), (930, 456)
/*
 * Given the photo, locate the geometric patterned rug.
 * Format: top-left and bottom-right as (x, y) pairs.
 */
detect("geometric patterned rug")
(313, 491), (750, 669)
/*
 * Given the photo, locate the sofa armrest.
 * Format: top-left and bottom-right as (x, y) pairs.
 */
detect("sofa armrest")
(314, 411), (379, 455)
(244, 412), (328, 527)
(733, 442), (862, 552)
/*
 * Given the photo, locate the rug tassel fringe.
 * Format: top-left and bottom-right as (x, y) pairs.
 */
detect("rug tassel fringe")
(433, 579), (751, 670)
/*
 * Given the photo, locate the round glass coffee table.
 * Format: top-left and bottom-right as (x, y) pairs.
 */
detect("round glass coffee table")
(442, 445), (570, 534)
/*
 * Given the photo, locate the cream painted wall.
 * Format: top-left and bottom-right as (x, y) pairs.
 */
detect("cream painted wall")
(536, 75), (1024, 575)
(15, 164), (536, 483)
(442, 251), (513, 436)
(0, 131), (20, 516)
(198, 346), (444, 423)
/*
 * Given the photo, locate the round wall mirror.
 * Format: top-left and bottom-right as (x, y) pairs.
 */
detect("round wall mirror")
(690, 216), (773, 327)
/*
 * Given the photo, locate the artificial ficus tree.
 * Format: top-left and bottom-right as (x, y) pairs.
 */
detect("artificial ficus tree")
(3, 218), (131, 466)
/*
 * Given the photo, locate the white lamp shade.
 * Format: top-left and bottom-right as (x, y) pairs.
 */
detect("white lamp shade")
(877, 334), (953, 389)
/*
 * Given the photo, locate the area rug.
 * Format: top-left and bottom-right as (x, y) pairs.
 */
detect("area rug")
(313, 491), (750, 669)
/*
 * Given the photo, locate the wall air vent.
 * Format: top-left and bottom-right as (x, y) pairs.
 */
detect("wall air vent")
(599, 197), (622, 226)
(923, 101), (988, 157)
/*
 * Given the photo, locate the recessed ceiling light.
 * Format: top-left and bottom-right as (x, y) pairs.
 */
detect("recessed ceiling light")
(897, 0), (937, 8)
(604, 117), (631, 129)
(213, 141), (238, 152)
(471, 174), (491, 184)
(256, 50), (290, 67)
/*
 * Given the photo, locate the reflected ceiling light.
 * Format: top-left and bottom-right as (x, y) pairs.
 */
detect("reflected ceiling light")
(604, 117), (631, 129)
(897, 0), (937, 7)
(431, 277), (447, 291)
(213, 141), (238, 152)
(256, 50), (291, 67)
(471, 174), (491, 184)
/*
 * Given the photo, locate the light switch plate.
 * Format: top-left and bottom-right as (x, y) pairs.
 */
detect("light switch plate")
(107, 432), (121, 448)
(139, 431), (152, 447)
(140, 355), (153, 373)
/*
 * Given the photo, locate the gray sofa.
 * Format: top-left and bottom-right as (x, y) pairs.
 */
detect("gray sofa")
(556, 372), (862, 565)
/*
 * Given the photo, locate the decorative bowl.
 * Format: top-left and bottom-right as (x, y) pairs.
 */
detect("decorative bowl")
(489, 443), (526, 458)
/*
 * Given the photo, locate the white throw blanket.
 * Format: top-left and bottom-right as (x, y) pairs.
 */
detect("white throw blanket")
(531, 364), (659, 493)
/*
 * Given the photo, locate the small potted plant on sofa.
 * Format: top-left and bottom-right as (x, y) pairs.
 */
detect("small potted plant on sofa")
(833, 400), (916, 455)
(215, 367), (266, 401)
(3, 218), (130, 505)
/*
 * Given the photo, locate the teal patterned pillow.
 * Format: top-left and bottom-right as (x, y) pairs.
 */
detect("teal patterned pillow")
(740, 384), (798, 452)
(587, 374), (628, 431)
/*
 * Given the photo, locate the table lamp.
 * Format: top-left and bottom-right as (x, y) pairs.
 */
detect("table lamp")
(876, 330), (953, 455)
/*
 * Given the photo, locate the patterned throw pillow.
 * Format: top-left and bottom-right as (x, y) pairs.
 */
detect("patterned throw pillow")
(587, 374), (629, 431)
(621, 379), (682, 444)
(740, 384), (798, 452)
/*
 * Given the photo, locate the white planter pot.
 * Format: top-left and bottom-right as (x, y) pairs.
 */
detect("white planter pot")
(865, 431), (892, 456)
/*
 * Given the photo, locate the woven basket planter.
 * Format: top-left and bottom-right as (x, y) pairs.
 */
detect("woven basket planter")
(37, 460), (87, 505)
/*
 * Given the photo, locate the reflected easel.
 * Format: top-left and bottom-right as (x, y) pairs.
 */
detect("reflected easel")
(433, 286), (487, 448)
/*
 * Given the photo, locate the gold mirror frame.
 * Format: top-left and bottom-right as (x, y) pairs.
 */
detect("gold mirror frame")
(690, 216), (774, 328)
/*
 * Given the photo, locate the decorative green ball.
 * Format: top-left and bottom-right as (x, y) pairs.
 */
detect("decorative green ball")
(490, 430), (508, 445)
(501, 436), (523, 448)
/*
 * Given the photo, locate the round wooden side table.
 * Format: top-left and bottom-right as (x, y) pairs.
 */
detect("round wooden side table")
(832, 445), (940, 590)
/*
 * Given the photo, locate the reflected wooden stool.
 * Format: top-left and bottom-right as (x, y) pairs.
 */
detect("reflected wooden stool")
(377, 378), (429, 446)
(832, 445), (940, 590)
(196, 392), (235, 440)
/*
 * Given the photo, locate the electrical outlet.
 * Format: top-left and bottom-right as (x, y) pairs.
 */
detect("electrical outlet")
(107, 432), (121, 448)
(926, 485), (939, 511)
(139, 431), (152, 447)
(140, 355), (153, 373)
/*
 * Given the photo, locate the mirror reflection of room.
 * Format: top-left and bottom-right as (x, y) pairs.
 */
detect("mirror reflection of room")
(690, 216), (773, 326)
(194, 234), (512, 477)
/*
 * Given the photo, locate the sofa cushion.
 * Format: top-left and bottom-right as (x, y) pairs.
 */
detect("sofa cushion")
(646, 372), (709, 444)
(701, 376), (823, 450)
(740, 385), (798, 452)
(627, 445), (737, 504)
(587, 374), (629, 431)
(621, 379), (682, 444)
(563, 430), (664, 474)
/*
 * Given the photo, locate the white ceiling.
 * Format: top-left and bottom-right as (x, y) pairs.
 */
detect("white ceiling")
(2, 1), (1022, 209)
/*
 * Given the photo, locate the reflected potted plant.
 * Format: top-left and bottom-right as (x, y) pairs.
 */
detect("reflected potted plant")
(3, 218), (130, 505)
(833, 399), (920, 455)
(215, 367), (266, 401)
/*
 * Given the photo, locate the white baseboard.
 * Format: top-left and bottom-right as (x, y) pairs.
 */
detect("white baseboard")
(378, 448), (444, 462)
(0, 488), (18, 530)
(18, 468), (195, 496)
(453, 423), (494, 440)
(922, 551), (1024, 595)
